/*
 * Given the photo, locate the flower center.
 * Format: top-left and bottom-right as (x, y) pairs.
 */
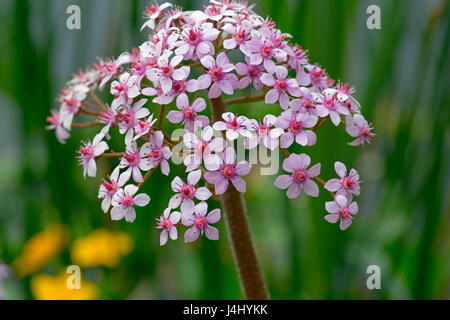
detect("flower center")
(340, 208), (349, 218)
(122, 196), (133, 207)
(293, 170), (306, 183)
(113, 84), (127, 93)
(289, 121), (302, 133)
(235, 30), (246, 42)
(196, 142), (208, 154)
(103, 181), (117, 193)
(361, 128), (373, 138)
(258, 125), (269, 136)
(184, 108), (195, 120)
(210, 67), (224, 81)
(262, 45), (273, 57)
(195, 217), (207, 230)
(159, 219), (171, 230)
(80, 147), (93, 157)
(222, 165), (236, 179)
(188, 29), (200, 43)
(312, 70), (323, 80)
(276, 79), (288, 91)
(124, 154), (137, 164)
(181, 185), (195, 197)
(149, 149), (162, 160)
(146, 5), (157, 14)
(249, 67), (260, 78)
(228, 117), (239, 129)
(161, 66), (172, 75)
(342, 177), (355, 188)
(172, 81), (184, 93)
(138, 120), (148, 129)
(118, 113), (132, 124)
(304, 101), (316, 110)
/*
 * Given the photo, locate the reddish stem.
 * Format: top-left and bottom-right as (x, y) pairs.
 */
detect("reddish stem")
(210, 96), (270, 300)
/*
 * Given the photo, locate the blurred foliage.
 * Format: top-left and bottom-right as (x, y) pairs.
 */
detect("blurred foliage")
(0, 0), (449, 299)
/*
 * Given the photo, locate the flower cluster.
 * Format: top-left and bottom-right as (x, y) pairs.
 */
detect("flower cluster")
(47, 0), (375, 246)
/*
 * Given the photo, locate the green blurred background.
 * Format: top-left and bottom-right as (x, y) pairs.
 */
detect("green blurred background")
(0, 0), (449, 299)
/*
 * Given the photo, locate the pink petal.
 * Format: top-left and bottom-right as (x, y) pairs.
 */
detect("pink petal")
(184, 226), (200, 243)
(286, 183), (300, 199)
(324, 179), (341, 192)
(204, 171), (222, 184)
(303, 179), (319, 197)
(206, 209), (221, 224)
(160, 230), (168, 246)
(195, 201), (208, 216)
(205, 226), (219, 240)
(231, 176), (246, 193)
(134, 193), (150, 206)
(324, 213), (339, 224)
(187, 169), (202, 185)
(274, 175), (292, 189)
(339, 217), (353, 230)
(334, 161), (347, 177)
(166, 110), (184, 124)
(307, 163), (321, 177)
(195, 187), (212, 201)
(215, 178), (229, 195)
(325, 201), (340, 214)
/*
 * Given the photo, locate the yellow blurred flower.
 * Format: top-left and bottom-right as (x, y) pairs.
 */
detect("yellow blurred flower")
(31, 272), (98, 300)
(71, 229), (134, 268)
(12, 224), (68, 277)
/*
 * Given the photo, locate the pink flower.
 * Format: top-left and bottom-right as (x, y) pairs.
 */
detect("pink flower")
(245, 115), (284, 151)
(325, 162), (361, 196)
(260, 66), (301, 109)
(324, 194), (358, 230)
(274, 153), (321, 199)
(289, 87), (323, 117)
(140, 131), (171, 175)
(182, 202), (221, 242)
(98, 54), (130, 89)
(183, 126), (226, 172)
(117, 99), (150, 145)
(111, 184), (150, 223)
(98, 167), (124, 213)
(212, 112), (252, 141)
(118, 141), (151, 183)
(99, 106), (118, 135)
(345, 114), (375, 146)
(156, 208), (181, 246)
(275, 109), (318, 148)
(110, 72), (140, 105)
(133, 114), (157, 141)
(288, 44), (308, 70)
(166, 95), (210, 132)
(235, 56), (264, 90)
(320, 95), (350, 126)
(204, 147), (251, 195)
(198, 52), (238, 99)
(77, 132), (109, 178)
(222, 20), (252, 50)
(59, 84), (89, 129)
(296, 64), (328, 90)
(241, 33), (287, 73)
(169, 170), (212, 214)
(175, 23), (220, 60)
(141, 2), (172, 30)
(153, 78), (198, 105)
(146, 55), (189, 93)
(46, 109), (70, 144)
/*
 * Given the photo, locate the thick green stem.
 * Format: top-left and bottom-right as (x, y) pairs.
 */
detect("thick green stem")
(209, 96), (269, 300)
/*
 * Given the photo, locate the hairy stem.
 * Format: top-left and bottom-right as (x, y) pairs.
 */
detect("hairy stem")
(210, 96), (270, 300)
